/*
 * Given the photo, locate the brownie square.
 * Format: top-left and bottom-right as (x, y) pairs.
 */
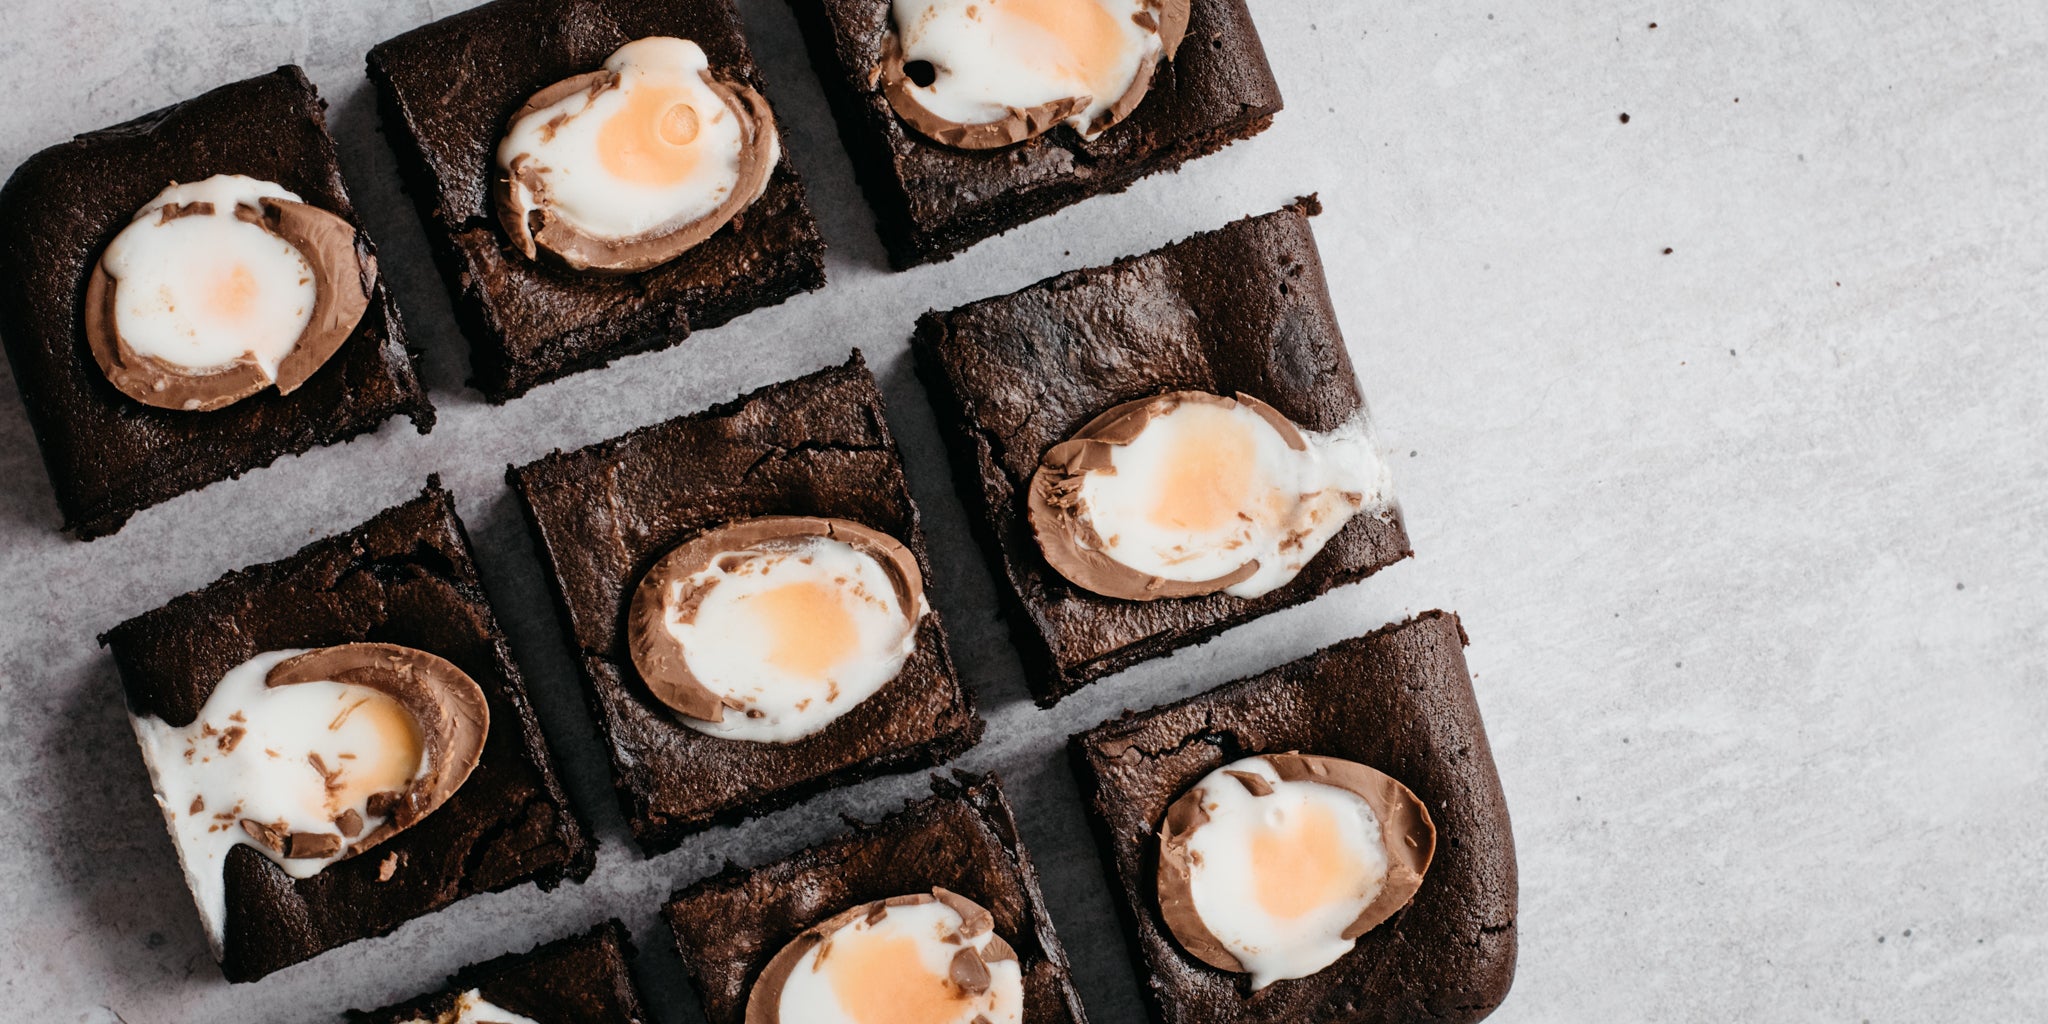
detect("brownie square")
(664, 774), (1088, 1024)
(912, 198), (1412, 704)
(100, 481), (595, 983)
(784, 0), (1282, 268)
(1069, 612), (1518, 1024)
(349, 921), (650, 1024)
(0, 65), (432, 540)
(509, 353), (983, 853)
(368, 0), (828, 401)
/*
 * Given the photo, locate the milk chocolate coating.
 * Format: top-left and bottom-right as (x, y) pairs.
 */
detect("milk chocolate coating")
(742, 887), (1019, 1024)
(879, 0), (1191, 150)
(266, 642), (491, 858)
(626, 515), (925, 724)
(1026, 390), (1309, 602)
(495, 64), (779, 274)
(83, 196), (376, 412)
(1154, 753), (1436, 977)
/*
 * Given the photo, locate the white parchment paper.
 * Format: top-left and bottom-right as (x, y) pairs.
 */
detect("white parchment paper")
(0, 2), (2043, 1021)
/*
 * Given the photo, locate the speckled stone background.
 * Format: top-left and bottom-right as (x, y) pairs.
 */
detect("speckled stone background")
(1, 2), (2043, 1021)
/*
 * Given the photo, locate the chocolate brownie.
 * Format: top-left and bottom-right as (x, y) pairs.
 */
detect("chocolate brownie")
(509, 353), (982, 854)
(349, 921), (650, 1024)
(912, 198), (1411, 703)
(0, 65), (431, 540)
(784, 0), (1282, 268)
(368, 0), (827, 401)
(664, 774), (1088, 1024)
(100, 481), (594, 983)
(1069, 612), (1518, 1024)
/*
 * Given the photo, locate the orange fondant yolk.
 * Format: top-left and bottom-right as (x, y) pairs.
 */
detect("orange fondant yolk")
(826, 932), (971, 1024)
(744, 579), (860, 680)
(1147, 406), (1260, 534)
(598, 82), (704, 187)
(204, 262), (260, 321)
(325, 691), (423, 813)
(998, 0), (1126, 95)
(1250, 803), (1369, 920)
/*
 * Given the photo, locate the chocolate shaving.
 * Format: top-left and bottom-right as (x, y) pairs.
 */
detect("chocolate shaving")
(284, 831), (343, 859)
(377, 850), (404, 882)
(1028, 391), (1309, 601)
(83, 194), (374, 412)
(334, 808), (363, 838)
(950, 946), (991, 994)
(628, 516), (925, 724)
(1223, 769), (1273, 797)
(239, 818), (285, 853)
(267, 643), (490, 859)
(217, 725), (246, 753)
(494, 61), (780, 274)
(1155, 753), (1437, 975)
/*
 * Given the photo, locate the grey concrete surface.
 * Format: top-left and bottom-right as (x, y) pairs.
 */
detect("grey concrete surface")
(0, 1), (2043, 1021)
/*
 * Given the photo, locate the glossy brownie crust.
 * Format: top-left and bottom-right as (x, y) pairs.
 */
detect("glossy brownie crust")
(1069, 612), (1518, 1024)
(664, 774), (1088, 1024)
(100, 482), (594, 983)
(912, 199), (1411, 704)
(784, 0), (1282, 268)
(0, 66), (431, 540)
(368, 0), (827, 401)
(509, 354), (982, 854)
(349, 921), (650, 1024)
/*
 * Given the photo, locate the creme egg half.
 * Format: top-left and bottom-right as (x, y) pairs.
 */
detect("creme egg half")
(1028, 391), (1390, 601)
(496, 37), (779, 272)
(130, 644), (488, 955)
(87, 173), (375, 411)
(748, 890), (1024, 1024)
(1156, 754), (1436, 990)
(885, 0), (1185, 147)
(629, 517), (927, 743)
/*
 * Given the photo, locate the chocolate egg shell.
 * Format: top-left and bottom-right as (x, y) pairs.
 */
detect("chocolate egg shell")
(1155, 752), (1436, 975)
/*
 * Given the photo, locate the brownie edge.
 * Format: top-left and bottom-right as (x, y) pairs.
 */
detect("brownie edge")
(1069, 612), (1517, 1024)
